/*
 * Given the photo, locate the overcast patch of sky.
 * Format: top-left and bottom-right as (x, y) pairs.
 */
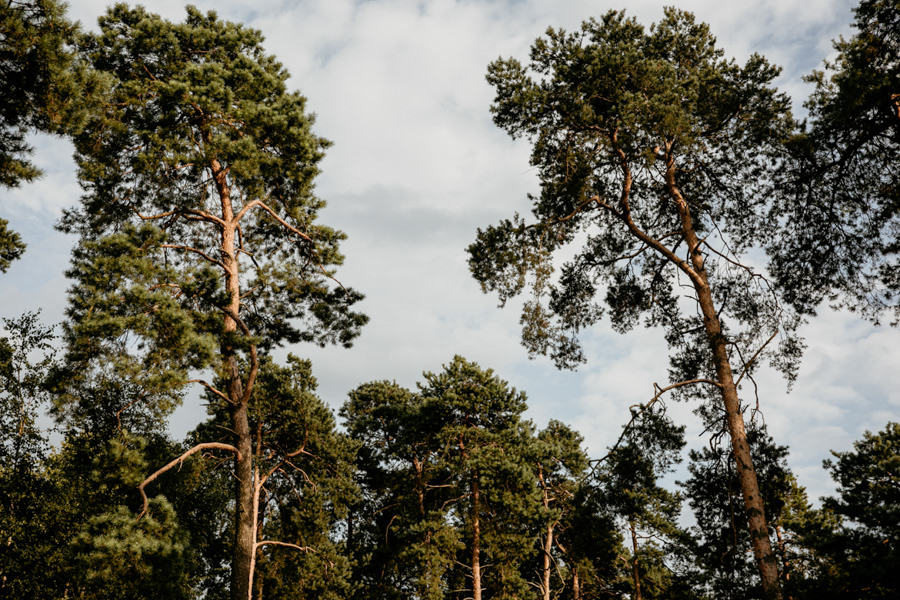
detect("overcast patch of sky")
(5, 0), (893, 507)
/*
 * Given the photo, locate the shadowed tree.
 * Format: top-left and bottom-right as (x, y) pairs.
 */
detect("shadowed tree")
(341, 380), (460, 600)
(0, 312), (57, 598)
(469, 10), (800, 598)
(770, 0), (900, 321)
(55, 6), (366, 600)
(0, 0), (100, 268)
(680, 424), (794, 600)
(189, 356), (359, 600)
(802, 422), (900, 599)
(529, 420), (591, 600)
(597, 406), (687, 600)
(418, 356), (541, 600)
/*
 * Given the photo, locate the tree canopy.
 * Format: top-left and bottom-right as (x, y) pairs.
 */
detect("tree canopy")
(469, 9), (800, 599)
(2, 2), (900, 599)
(770, 0), (900, 321)
(53, 6), (367, 599)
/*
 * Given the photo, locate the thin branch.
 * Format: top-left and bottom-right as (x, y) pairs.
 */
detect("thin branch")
(702, 240), (775, 292)
(138, 442), (240, 519)
(235, 199), (313, 244)
(735, 329), (779, 387)
(134, 208), (179, 221)
(160, 244), (227, 269)
(183, 208), (227, 227)
(254, 540), (315, 553)
(593, 378), (722, 465)
(186, 379), (231, 404)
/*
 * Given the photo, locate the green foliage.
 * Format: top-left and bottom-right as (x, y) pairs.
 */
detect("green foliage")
(473, 13), (798, 596)
(0, 312), (57, 598)
(0, 311), (55, 470)
(0, 0), (94, 187)
(57, 3), (366, 408)
(55, 10), (366, 596)
(770, 0), (900, 321)
(554, 485), (625, 599)
(597, 406), (688, 598)
(342, 379), (460, 600)
(680, 425), (795, 599)
(343, 357), (594, 600)
(418, 356), (541, 599)
(0, 217), (26, 273)
(71, 499), (192, 600)
(528, 421), (605, 599)
(801, 422), (900, 599)
(0, 0), (103, 271)
(824, 422), (900, 536)
(190, 355), (358, 599)
(470, 8), (801, 381)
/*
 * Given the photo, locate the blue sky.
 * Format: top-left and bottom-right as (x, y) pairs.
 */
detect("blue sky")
(2, 0), (895, 505)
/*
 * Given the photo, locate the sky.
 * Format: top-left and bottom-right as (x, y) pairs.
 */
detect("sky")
(2, 0), (897, 506)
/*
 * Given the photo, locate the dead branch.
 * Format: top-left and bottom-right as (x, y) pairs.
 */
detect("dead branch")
(187, 379), (231, 404)
(182, 208), (227, 227)
(254, 540), (316, 553)
(592, 378), (722, 466)
(735, 329), (779, 387)
(138, 442), (240, 520)
(235, 199), (314, 244)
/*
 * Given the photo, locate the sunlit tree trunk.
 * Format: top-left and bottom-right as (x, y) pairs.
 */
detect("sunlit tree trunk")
(665, 154), (783, 600)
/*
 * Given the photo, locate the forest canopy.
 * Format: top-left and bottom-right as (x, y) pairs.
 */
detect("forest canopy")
(1, 1), (898, 600)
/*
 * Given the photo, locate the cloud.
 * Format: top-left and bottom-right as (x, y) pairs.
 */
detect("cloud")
(7, 0), (879, 514)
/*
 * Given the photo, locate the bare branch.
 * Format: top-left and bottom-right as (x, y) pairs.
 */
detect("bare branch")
(235, 199), (313, 244)
(134, 208), (179, 221)
(735, 329), (779, 387)
(183, 208), (227, 227)
(254, 540), (316, 553)
(138, 442), (241, 519)
(161, 244), (227, 270)
(187, 379), (231, 404)
(592, 378), (722, 466)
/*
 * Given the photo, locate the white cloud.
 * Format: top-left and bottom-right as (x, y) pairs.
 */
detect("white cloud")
(6, 0), (880, 515)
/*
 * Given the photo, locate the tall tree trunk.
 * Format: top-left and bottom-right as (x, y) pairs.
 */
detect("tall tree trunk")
(629, 520), (642, 600)
(472, 474), (482, 600)
(572, 567), (581, 600)
(230, 362), (254, 600)
(539, 474), (553, 600)
(665, 154), (783, 600)
(542, 523), (553, 600)
(215, 159), (257, 600)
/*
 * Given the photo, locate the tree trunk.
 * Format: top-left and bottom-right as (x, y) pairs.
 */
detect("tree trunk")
(665, 154), (783, 600)
(539, 474), (553, 600)
(229, 363), (255, 600)
(629, 520), (642, 600)
(214, 159), (257, 600)
(542, 523), (553, 600)
(472, 474), (482, 600)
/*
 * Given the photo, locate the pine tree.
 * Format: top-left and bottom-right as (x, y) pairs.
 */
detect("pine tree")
(770, 0), (900, 321)
(469, 10), (799, 598)
(342, 380), (460, 600)
(0, 0), (101, 268)
(56, 7), (366, 599)
(597, 407), (687, 600)
(681, 425), (794, 600)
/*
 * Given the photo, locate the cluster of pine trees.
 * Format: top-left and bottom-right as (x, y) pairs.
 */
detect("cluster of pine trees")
(0, 1), (898, 599)
(2, 339), (898, 599)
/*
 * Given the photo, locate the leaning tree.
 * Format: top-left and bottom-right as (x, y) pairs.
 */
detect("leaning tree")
(55, 7), (366, 600)
(469, 10), (801, 599)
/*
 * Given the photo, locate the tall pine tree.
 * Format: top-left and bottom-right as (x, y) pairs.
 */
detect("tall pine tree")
(56, 7), (366, 599)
